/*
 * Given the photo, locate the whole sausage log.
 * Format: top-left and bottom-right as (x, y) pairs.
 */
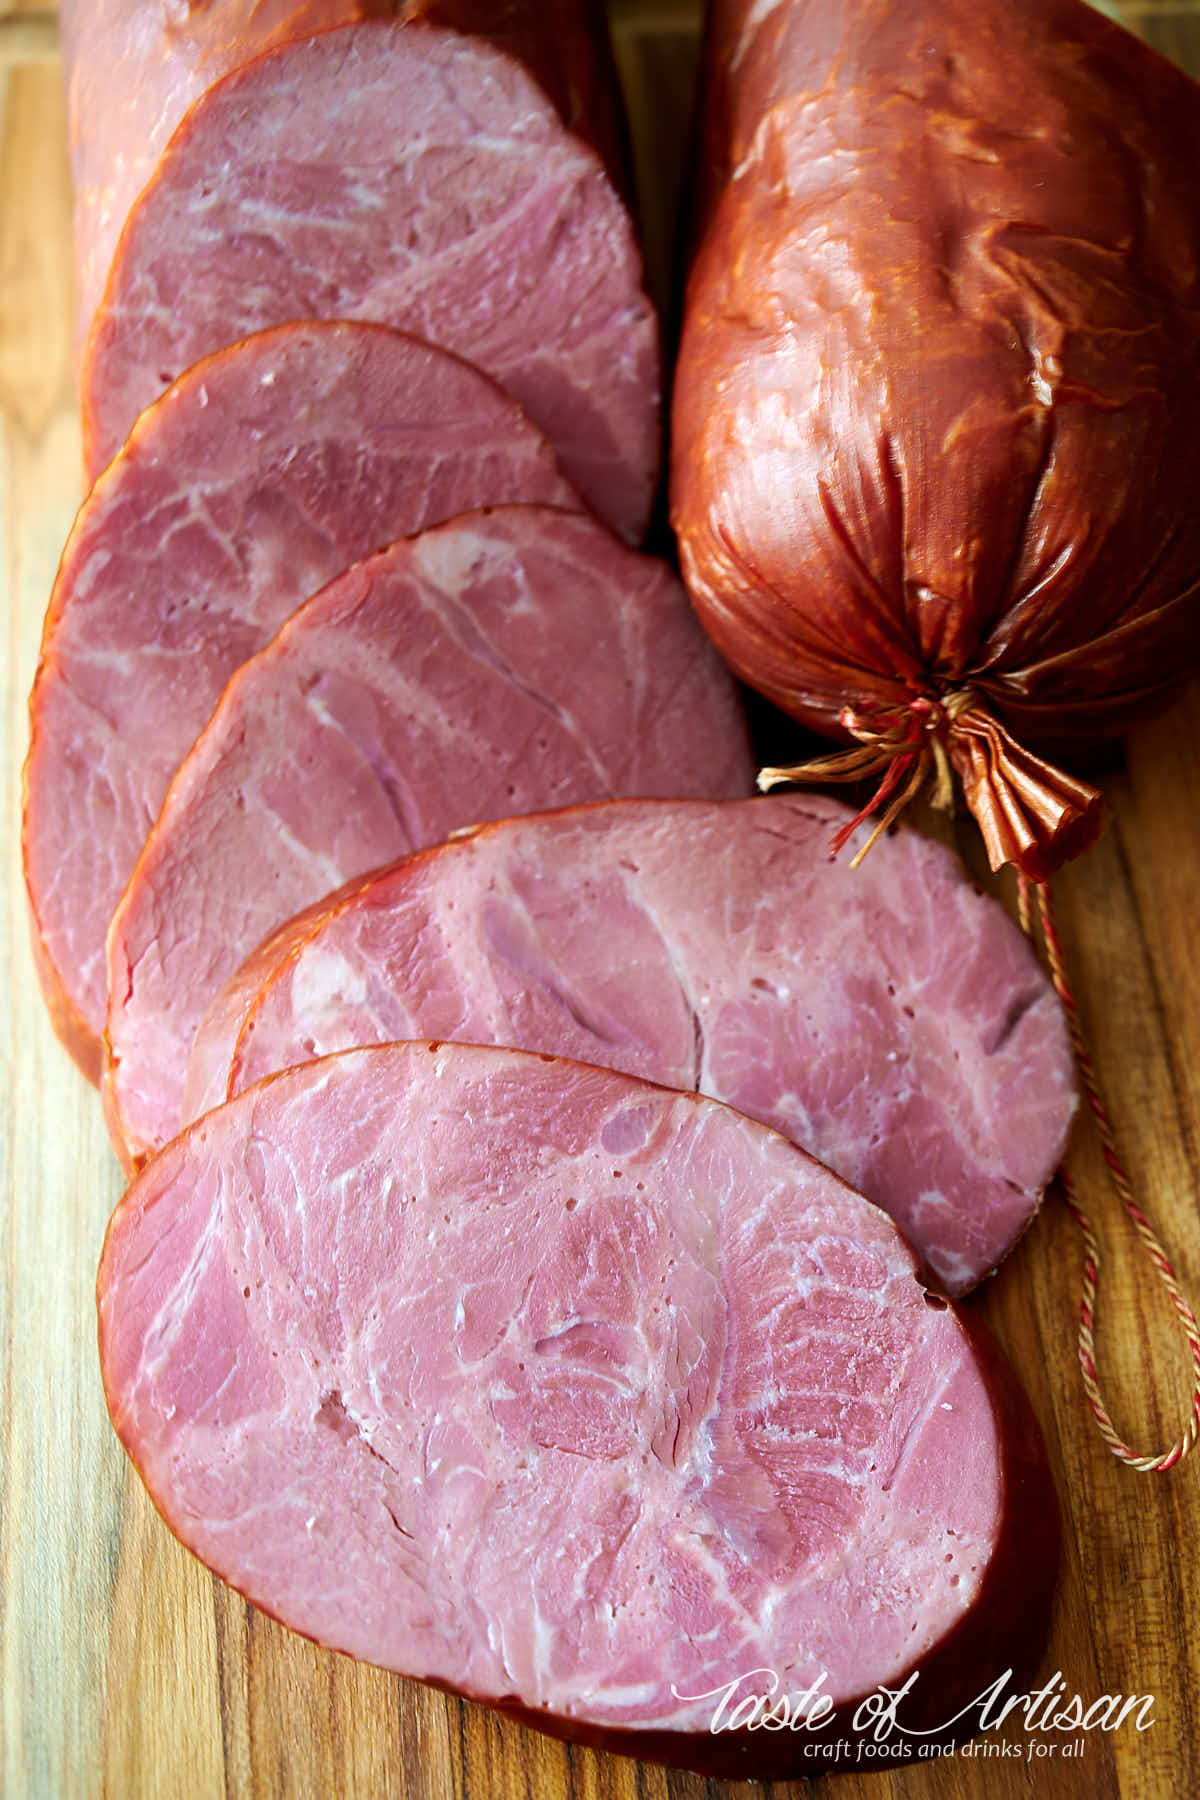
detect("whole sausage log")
(672, 0), (1200, 877)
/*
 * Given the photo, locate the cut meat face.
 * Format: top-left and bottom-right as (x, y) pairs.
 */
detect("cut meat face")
(103, 507), (753, 1168)
(80, 22), (661, 539)
(23, 321), (578, 1081)
(184, 796), (1077, 1295)
(98, 1042), (1060, 1779)
(60, 0), (633, 356)
(61, 0), (397, 356)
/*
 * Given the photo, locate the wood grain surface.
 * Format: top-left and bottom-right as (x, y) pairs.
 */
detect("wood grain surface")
(3, 5), (1199, 1797)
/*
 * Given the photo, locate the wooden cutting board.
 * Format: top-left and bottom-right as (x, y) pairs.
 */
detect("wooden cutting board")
(2, 4), (1198, 1795)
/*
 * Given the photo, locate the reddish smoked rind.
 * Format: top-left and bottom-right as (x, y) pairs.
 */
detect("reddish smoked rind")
(23, 320), (578, 1081)
(60, 0), (630, 358)
(78, 22), (659, 538)
(98, 1043), (1060, 1780)
(184, 795), (1078, 1296)
(672, 0), (1200, 878)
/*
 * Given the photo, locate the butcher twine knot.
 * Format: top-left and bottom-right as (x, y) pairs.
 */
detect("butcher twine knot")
(758, 684), (979, 865)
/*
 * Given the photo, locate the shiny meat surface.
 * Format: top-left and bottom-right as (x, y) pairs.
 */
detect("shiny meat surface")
(672, 0), (1200, 875)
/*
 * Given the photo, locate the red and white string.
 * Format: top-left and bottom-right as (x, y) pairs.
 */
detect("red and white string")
(1018, 874), (1200, 1472)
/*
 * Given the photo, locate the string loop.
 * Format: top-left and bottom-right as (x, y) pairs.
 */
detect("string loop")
(1019, 875), (1200, 1472)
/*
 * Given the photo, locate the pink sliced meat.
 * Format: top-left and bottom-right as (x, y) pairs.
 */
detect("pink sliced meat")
(98, 1042), (1060, 1779)
(61, 0), (632, 356)
(184, 796), (1076, 1296)
(103, 506), (753, 1168)
(23, 320), (578, 1082)
(80, 21), (660, 539)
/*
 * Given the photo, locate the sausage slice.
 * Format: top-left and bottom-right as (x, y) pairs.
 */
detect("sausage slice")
(184, 795), (1077, 1296)
(102, 507), (753, 1166)
(24, 320), (578, 1080)
(61, 0), (633, 355)
(80, 21), (660, 538)
(99, 1041), (1060, 1779)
